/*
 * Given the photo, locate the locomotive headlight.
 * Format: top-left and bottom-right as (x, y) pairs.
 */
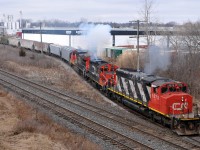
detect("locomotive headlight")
(181, 96), (184, 102)
(188, 122), (194, 130)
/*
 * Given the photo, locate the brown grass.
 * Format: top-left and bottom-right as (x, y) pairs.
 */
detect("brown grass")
(61, 70), (107, 104)
(0, 45), (58, 74)
(111, 50), (146, 70)
(12, 98), (101, 150)
(0, 44), (108, 105)
(0, 44), (103, 149)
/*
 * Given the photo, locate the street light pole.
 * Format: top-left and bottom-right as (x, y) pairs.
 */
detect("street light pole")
(130, 20), (146, 72)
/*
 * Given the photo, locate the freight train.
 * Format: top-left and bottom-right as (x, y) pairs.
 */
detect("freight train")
(2, 37), (200, 135)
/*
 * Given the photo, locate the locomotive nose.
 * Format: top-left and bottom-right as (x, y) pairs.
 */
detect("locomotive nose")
(168, 93), (193, 115)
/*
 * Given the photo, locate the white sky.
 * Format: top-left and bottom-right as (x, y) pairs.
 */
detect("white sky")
(0, 0), (199, 23)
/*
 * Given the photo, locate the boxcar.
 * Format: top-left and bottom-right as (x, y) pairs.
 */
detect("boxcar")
(61, 46), (76, 62)
(20, 39), (34, 50)
(33, 41), (50, 53)
(49, 44), (61, 57)
(8, 38), (20, 47)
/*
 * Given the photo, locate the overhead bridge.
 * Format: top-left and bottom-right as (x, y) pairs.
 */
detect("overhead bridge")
(22, 28), (173, 46)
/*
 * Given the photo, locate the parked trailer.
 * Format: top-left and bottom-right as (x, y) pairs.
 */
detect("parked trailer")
(49, 44), (61, 57)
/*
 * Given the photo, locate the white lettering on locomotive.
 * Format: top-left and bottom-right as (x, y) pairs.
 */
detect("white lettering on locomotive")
(172, 102), (188, 110)
(152, 93), (159, 100)
(92, 66), (96, 75)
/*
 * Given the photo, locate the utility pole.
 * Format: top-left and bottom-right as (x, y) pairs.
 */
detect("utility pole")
(40, 22), (43, 54)
(20, 11), (22, 29)
(136, 20), (140, 72)
(3, 26), (5, 36)
(130, 20), (146, 72)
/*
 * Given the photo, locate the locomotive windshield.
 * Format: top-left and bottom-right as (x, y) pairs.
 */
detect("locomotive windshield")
(161, 83), (187, 94)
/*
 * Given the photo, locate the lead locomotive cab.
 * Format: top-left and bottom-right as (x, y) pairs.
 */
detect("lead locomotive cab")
(149, 80), (200, 135)
(114, 68), (200, 135)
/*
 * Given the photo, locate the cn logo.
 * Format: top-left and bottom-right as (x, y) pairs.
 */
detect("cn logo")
(172, 102), (188, 111)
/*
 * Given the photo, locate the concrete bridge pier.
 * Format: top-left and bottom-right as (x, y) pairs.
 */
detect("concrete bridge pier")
(112, 35), (115, 46)
(167, 35), (170, 49)
(69, 35), (71, 47)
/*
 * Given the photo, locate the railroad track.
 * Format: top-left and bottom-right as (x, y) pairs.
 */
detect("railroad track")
(0, 69), (151, 150)
(182, 136), (200, 148)
(0, 69), (199, 150)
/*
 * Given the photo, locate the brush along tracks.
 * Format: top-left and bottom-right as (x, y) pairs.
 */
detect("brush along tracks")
(0, 69), (199, 150)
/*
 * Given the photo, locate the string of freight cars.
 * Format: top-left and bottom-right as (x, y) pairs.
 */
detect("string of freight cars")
(2, 37), (200, 135)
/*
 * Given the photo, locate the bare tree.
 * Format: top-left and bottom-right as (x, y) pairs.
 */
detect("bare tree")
(157, 21), (200, 101)
(139, 0), (156, 46)
(168, 26), (183, 53)
(169, 21), (200, 54)
(180, 22), (200, 53)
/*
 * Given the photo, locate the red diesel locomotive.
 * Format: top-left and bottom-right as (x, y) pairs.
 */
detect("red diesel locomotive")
(71, 51), (200, 135)
(73, 51), (118, 88)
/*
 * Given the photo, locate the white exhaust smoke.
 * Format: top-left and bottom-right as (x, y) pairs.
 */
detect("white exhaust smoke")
(144, 45), (171, 74)
(79, 23), (111, 58)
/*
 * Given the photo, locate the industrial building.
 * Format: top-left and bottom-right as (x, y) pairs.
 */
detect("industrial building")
(105, 45), (147, 59)
(0, 14), (21, 35)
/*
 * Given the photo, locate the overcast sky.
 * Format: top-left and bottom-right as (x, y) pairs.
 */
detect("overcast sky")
(0, 0), (199, 24)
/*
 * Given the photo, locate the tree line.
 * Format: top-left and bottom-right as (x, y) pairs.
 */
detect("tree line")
(19, 18), (177, 29)
(158, 21), (200, 101)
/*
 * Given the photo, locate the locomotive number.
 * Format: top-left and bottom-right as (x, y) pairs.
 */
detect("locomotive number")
(152, 93), (159, 100)
(172, 102), (188, 110)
